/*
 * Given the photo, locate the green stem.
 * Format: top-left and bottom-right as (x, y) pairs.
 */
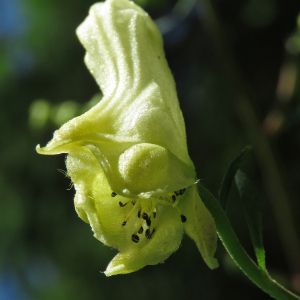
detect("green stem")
(198, 184), (300, 300)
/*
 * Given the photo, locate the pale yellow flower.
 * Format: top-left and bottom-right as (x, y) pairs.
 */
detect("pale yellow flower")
(36, 0), (218, 276)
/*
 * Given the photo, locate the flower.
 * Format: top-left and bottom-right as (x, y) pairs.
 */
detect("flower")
(36, 0), (218, 276)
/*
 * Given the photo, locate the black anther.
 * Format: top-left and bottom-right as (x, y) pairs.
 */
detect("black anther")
(142, 213), (148, 220)
(119, 201), (127, 207)
(145, 229), (155, 239)
(146, 218), (151, 226)
(132, 234), (139, 243)
(174, 188), (186, 196)
(122, 221), (127, 226)
(180, 215), (187, 223)
(145, 229), (151, 239)
(179, 188), (186, 195)
(138, 227), (143, 234)
(111, 192), (117, 197)
(172, 195), (176, 203)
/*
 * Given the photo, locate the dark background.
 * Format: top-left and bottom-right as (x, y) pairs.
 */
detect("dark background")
(1, 0), (300, 299)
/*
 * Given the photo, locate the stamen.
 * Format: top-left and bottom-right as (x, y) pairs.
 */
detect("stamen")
(132, 216), (146, 240)
(179, 188), (186, 195)
(145, 229), (151, 239)
(123, 188), (189, 243)
(175, 206), (187, 223)
(122, 199), (140, 227)
(171, 195), (176, 203)
(180, 215), (187, 223)
(148, 203), (158, 232)
(119, 200), (130, 207)
(174, 188), (186, 196)
(132, 234), (139, 243)
(124, 199), (159, 243)
(167, 194), (178, 207)
(146, 218), (151, 226)
(153, 198), (173, 206)
(111, 192), (117, 197)
(145, 228), (156, 239)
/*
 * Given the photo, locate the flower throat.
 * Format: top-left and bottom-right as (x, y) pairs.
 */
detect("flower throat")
(111, 188), (187, 243)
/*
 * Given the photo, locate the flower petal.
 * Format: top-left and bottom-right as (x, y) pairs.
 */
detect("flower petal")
(66, 146), (133, 249)
(66, 147), (185, 276)
(181, 185), (219, 269)
(104, 205), (184, 276)
(36, 0), (196, 196)
(86, 142), (196, 197)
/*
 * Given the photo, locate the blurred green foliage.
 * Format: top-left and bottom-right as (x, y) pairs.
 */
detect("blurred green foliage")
(28, 93), (102, 131)
(1, 0), (300, 299)
(286, 15), (300, 55)
(241, 0), (277, 28)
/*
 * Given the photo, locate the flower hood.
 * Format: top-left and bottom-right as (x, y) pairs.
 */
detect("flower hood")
(36, 0), (218, 275)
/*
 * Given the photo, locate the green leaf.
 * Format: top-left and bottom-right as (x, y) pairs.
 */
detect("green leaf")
(198, 183), (300, 300)
(235, 169), (266, 272)
(218, 145), (266, 271)
(219, 145), (252, 210)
